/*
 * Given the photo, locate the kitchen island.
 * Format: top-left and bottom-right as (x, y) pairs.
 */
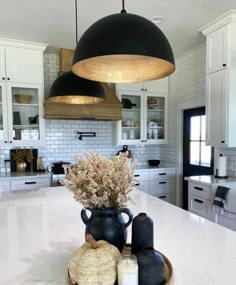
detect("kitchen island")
(0, 187), (236, 285)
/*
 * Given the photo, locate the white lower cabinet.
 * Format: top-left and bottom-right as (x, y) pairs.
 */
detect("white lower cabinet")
(188, 194), (212, 220)
(0, 175), (50, 192)
(10, 176), (50, 191)
(0, 180), (10, 192)
(188, 181), (236, 231)
(158, 194), (176, 204)
(134, 168), (176, 205)
(212, 210), (236, 231)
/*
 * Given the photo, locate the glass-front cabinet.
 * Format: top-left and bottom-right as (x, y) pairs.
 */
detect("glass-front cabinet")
(0, 84), (8, 143)
(0, 83), (45, 146)
(116, 90), (168, 145)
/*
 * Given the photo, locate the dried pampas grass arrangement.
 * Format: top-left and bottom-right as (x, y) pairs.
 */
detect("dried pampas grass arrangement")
(62, 152), (137, 209)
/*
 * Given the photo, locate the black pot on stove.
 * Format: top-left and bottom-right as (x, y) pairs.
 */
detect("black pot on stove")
(49, 161), (71, 174)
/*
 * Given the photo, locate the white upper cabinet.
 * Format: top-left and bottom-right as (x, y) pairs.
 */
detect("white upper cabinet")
(0, 46), (5, 81)
(206, 69), (227, 146)
(200, 10), (236, 147)
(117, 78), (168, 93)
(5, 47), (43, 84)
(0, 39), (48, 146)
(206, 25), (229, 74)
(116, 78), (169, 145)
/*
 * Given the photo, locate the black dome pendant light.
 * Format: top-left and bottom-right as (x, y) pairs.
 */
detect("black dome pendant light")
(48, 0), (105, 104)
(72, 0), (175, 83)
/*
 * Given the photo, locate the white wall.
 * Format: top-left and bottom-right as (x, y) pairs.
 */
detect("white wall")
(169, 42), (236, 205)
(0, 52), (172, 171)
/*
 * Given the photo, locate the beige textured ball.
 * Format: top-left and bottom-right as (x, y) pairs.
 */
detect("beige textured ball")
(68, 236), (120, 285)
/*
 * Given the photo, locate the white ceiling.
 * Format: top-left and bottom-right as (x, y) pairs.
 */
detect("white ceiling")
(0, 0), (236, 57)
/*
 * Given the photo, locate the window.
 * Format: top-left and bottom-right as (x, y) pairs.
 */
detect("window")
(190, 115), (212, 167)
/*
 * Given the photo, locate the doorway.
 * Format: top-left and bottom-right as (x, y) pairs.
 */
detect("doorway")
(183, 107), (214, 210)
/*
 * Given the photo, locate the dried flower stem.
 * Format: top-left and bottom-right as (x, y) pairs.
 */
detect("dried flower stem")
(62, 152), (137, 209)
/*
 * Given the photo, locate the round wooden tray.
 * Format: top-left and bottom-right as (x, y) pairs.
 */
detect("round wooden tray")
(68, 244), (173, 285)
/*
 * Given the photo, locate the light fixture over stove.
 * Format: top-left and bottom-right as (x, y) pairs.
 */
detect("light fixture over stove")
(72, 0), (175, 83)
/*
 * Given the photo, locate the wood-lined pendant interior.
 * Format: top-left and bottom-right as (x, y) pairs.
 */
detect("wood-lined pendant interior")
(72, 55), (175, 83)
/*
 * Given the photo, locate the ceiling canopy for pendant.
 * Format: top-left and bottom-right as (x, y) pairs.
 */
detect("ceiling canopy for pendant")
(72, 1), (175, 83)
(47, 0), (105, 104)
(48, 71), (105, 104)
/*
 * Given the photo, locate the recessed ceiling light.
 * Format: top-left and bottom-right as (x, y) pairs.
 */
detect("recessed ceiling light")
(152, 16), (165, 24)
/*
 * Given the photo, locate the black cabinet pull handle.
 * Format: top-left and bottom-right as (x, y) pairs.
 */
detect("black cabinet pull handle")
(4, 141), (7, 143)
(9, 141), (12, 143)
(7, 77), (10, 80)
(2, 77), (5, 80)
(159, 173), (167, 176)
(222, 64), (226, 67)
(25, 181), (37, 185)
(159, 195), (167, 199)
(221, 140), (225, 143)
(145, 89), (147, 91)
(194, 198), (203, 204)
(159, 181), (167, 184)
(135, 183), (140, 186)
(145, 140), (147, 142)
(141, 88), (144, 91)
(134, 174), (140, 177)
(194, 186), (203, 191)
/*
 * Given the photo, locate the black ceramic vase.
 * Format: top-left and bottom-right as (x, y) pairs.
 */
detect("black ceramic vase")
(81, 208), (133, 251)
(131, 213), (153, 255)
(136, 247), (166, 285)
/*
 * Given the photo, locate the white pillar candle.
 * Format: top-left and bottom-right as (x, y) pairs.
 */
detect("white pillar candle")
(118, 255), (138, 285)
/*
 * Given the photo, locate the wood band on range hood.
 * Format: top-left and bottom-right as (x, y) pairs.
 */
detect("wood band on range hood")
(44, 83), (122, 120)
(44, 48), (122, 120)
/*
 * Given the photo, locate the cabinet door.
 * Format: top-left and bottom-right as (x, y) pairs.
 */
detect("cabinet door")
(206, 25), (229, 74)
(0, 83), (9, 144)
(0, 46), (6, 82)
(135, 181), (150, 193)
(157, 194), (176, 205)
(7, 83), (45, 146)
(144, 93), (168, 144)
(5, 47), (43, 84)
(143, 78), (168, 93)
(206, 69), (227, 146)
(117, 90), (143, 145)
(212, 210), (236, 231)
(188, 194), (212, 220)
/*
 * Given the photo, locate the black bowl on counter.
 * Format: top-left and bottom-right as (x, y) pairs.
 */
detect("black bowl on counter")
(148, 160), (160, 167)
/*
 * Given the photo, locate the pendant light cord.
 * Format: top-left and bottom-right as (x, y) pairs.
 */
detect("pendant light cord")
(75, 0), (78, 43)
(121, 0), (126, 13)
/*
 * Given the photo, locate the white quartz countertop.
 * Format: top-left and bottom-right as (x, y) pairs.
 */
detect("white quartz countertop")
(1, 187), (236, 285)
(185, 175), (236, 186)
(135, 165), (175, 171)
(0, 171), (50, 180)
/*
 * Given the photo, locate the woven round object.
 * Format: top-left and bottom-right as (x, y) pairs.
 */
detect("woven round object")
(68, 240), (121, 285)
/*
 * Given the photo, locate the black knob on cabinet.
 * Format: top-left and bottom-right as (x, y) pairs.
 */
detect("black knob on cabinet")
(4, 141), (7, 143)
(141, 88), (144, 91)
(7, 77), (10, 80)
(2, 77), (5, 80)
(9, 141), (12, 143)
(141, 140), (144, 142)
(222, 64), (227, 67)
(145, 89), (147, 91)
(221, 140), (225, 143)
(145, 140), (147, 142)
